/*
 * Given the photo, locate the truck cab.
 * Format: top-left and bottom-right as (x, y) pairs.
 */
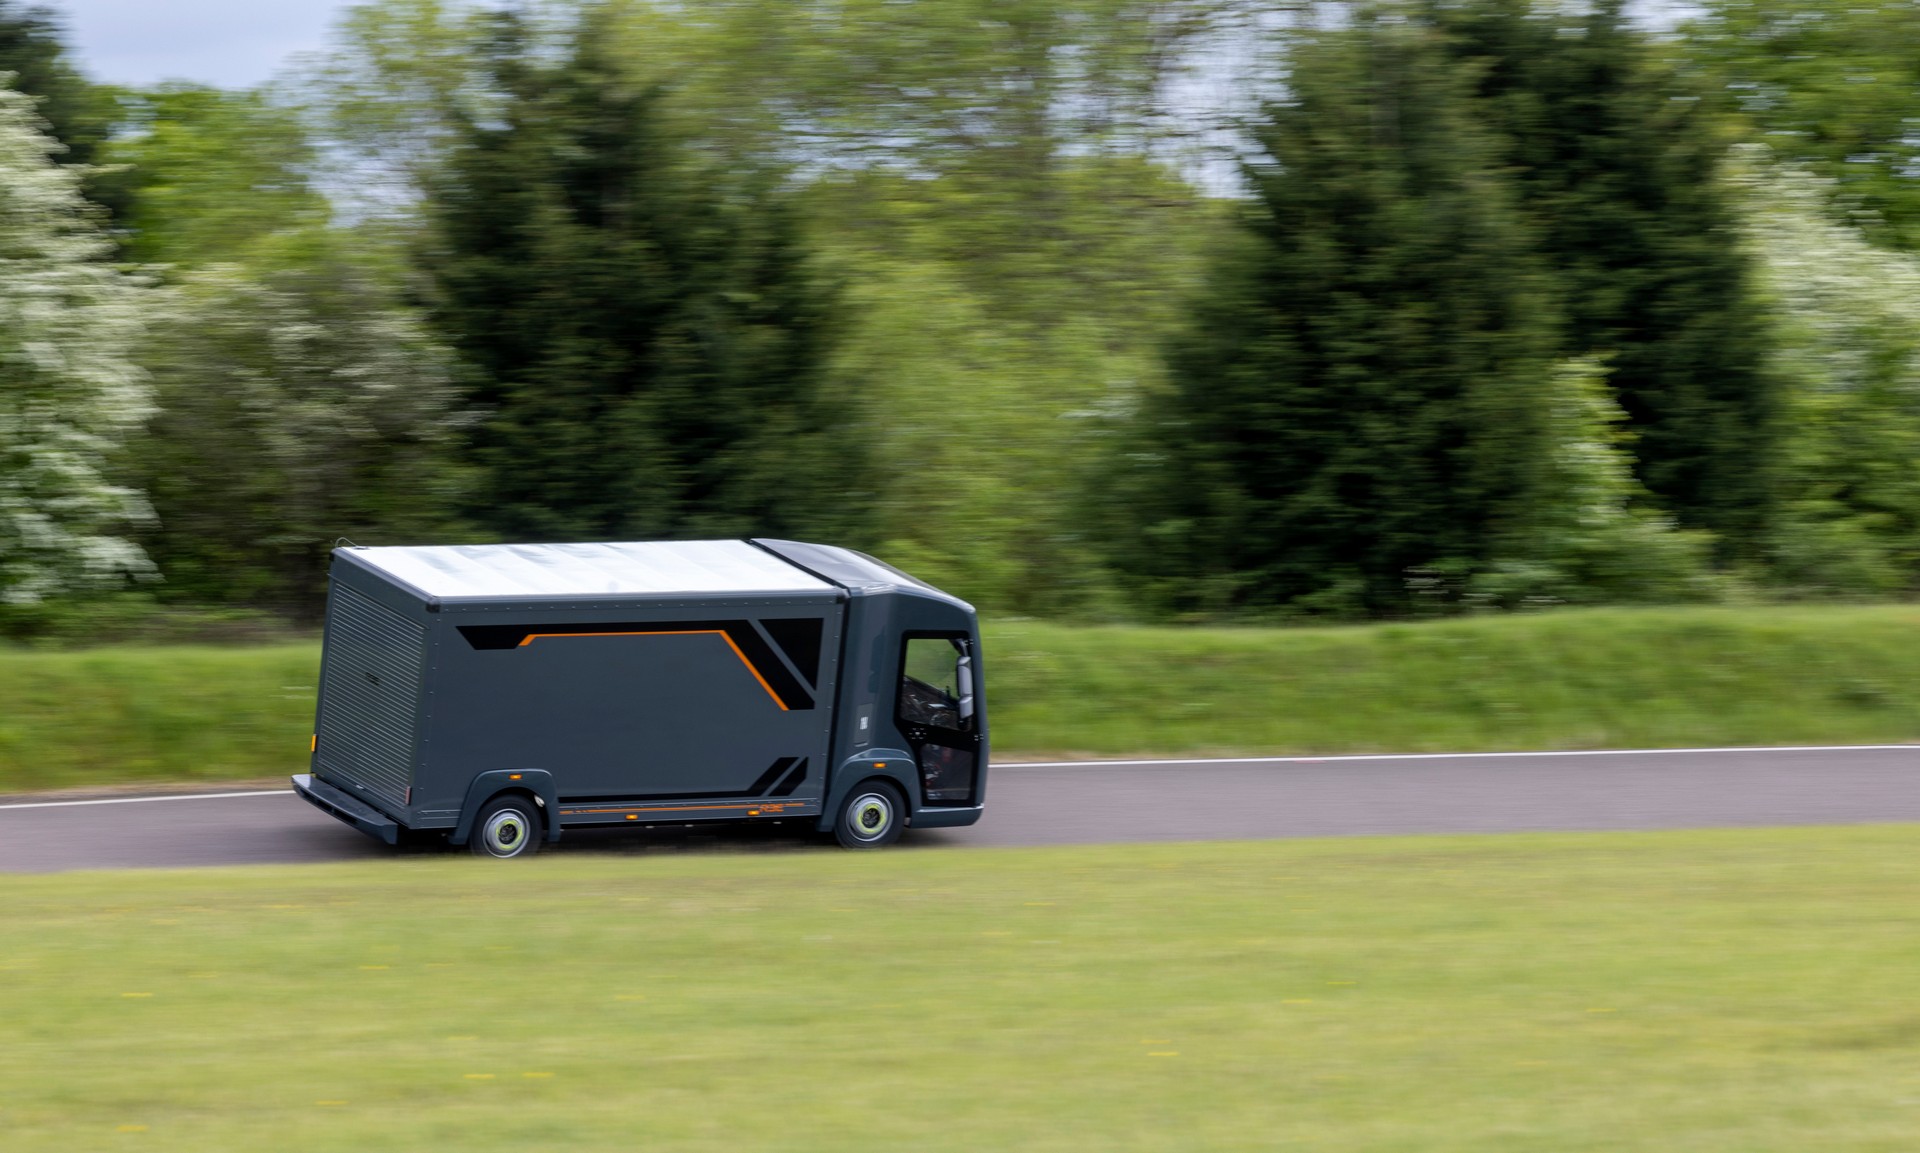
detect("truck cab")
(757, 540), (988, 841)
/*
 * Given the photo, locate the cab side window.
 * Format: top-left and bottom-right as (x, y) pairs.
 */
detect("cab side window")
(897, 636), (972, 733)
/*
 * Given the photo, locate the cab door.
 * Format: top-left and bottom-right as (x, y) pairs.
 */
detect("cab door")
(895, 634), (981, 806)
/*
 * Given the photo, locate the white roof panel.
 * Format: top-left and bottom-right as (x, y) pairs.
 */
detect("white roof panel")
(343, 540), (834, 601)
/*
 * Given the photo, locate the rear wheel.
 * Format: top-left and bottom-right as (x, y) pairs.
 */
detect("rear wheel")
(471, 794), (542, 859)
(835, 780), (905, 850)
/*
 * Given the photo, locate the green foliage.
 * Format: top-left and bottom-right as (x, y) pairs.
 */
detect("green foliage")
(427, 8), (857, 542)
(1137, 12), (1555, 616)
(84, 75), (465, 620)
(573, 1), (1233, 613)
(0, 0), (1911, 628)
(0, 81), (153, 608)
(133, 230), (466, 616)
(1683, 0), (1920, 251)
(819, 161), (1217, 615)
(1434, 0), (1777, 549)
(1132, 0), (1769, 617)
(1730, 147), (1920, 596)
(299, 0), (495, 210)
(657, 0), (1237, 296)
(295, 1), (1252, 615)
(1466, 358), (1724, 609)
(94, 85), (329, 267)
(0, 2), (120, 214)
(0, 593), (301, 647)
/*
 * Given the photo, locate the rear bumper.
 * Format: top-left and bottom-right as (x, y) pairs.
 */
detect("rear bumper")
(292, 773), (400, 845)
(911, 805), (983, 829)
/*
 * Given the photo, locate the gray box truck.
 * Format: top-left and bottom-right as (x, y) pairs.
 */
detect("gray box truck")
(292, 539), (985, 855)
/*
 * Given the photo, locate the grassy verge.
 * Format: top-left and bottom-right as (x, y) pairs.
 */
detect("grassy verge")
(5, 828), (1920, 1150)
(990, 603), (1920, 756)
(2, 604), (1918, 794)
(0, 644), (322, 792)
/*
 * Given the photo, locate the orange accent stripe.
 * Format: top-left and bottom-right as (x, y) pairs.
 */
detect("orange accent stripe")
(563, 802), (802, 816)
(515, 629), (788, 711)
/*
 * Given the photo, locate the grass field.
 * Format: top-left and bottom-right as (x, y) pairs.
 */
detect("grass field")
(2, 604), (1918, 794)
(5, 828), (1920, 1150)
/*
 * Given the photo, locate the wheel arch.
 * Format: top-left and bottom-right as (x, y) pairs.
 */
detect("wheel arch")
(819, 754), (918, 834)
(452, 769), (561, 846)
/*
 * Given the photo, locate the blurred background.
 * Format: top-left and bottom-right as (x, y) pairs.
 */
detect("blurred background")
(8, 14), (1919, 1144)
(2, 0), (1917, 638)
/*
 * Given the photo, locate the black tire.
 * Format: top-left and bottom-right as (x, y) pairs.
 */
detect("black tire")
(835, 780), (906, 850)
(470, 794), (542, 859)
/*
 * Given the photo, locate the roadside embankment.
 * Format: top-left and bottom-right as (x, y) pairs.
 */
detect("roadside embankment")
(2, 604), (1917, 794)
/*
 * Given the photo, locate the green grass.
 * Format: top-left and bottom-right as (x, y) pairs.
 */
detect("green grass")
(990, 603), (1920, 757)
(5, 828), (1920, 1150)
(3, 604), (1919, 794)
(0, 644), (323, 792)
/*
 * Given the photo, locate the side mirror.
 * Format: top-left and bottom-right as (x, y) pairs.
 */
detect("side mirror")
(955, 651), (975, 723)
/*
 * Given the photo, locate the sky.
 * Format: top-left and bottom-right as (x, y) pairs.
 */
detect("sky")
(51, 0), (362, 89)
(45, 1), (1693, 94)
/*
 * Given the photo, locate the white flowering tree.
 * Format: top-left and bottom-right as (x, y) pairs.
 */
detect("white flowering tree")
(1730, 145), (1920, 593)
(0, 79), (153, 607)
(136, 230), (465, 615)
(1465, 357), (1722, 609)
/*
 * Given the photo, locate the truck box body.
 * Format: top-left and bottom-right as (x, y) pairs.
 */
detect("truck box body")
(300, 539), (985, 847)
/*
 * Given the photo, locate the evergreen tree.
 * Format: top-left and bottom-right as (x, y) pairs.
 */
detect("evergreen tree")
(1136, 13), (1555, 616)
(1427, 0), (1776, 551)
(427, 8), (853, 543)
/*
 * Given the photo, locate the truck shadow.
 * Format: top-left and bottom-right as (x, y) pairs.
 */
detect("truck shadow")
(543, 821), (828, 856)
(385, 821), (964, 859)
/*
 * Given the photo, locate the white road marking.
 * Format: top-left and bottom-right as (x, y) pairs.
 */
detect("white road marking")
(0, 744), (1913, 810)
(0, 790), (285, 811)
(1001, 744), (1919, 769)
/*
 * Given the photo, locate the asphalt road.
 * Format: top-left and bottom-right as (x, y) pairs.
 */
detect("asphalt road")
(2, 745), (1917, 873)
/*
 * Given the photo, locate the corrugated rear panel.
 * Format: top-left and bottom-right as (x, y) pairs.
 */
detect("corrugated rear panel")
(316, 585), (426, 810)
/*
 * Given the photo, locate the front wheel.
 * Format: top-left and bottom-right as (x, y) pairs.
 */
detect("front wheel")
(470, 794), (542, 859)
(835, 780), (906, 850)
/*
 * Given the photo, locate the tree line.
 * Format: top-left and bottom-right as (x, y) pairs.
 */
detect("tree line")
(1, 0), (1916, 630)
